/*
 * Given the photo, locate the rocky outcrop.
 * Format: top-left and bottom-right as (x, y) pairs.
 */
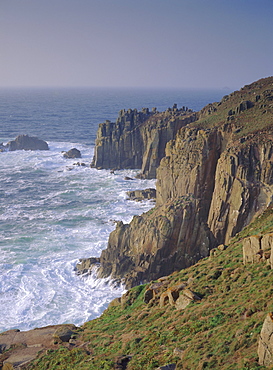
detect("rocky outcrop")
(74, 257), (100, 275)
(5, 135), (49, 151)
(126, 188), (156, 202)
(91, 106), (197, 179)
(0, 324), (78, 369)
(95, 196), (216, 288)
(258, 312), (273, 366)
(63, 148), (81, 159)
(242, 233), (272, 266)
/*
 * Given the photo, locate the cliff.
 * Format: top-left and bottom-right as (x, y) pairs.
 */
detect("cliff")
(80, 76), (273, 289)
(91, 105), (197, 179)
(98, 196), (216, 288)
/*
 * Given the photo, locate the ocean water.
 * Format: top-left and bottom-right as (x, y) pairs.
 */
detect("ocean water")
(0, 87), (226, 332)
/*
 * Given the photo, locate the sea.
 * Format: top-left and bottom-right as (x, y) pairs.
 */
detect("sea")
(0, 87), (227, 332)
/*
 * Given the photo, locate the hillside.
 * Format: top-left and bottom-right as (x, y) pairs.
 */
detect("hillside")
(14, 206), (273, 369)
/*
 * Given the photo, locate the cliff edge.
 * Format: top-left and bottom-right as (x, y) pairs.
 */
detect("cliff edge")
(91, 105), (197, 179)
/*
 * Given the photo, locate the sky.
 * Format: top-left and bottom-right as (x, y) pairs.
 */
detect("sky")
(0, 0), (272, 90)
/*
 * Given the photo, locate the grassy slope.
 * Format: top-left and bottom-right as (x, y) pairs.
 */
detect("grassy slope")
(26, 207), (273, 370)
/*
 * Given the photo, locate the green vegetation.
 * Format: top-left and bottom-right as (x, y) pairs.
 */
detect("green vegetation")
(26, 206), (273, 370)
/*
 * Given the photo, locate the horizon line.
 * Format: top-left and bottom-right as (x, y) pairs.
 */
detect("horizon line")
(0, 85), (234, 91)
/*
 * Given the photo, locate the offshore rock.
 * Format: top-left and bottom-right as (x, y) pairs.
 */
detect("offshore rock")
(63, 148), (81, 159)
(6, 134), (49, 151)
(91, 106), (197, 179)
(96, 196), (216, 288)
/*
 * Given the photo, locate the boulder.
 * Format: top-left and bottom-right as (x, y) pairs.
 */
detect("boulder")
(242, 236), (262, 264)
(155, 364), (176, 370)
(236, 100), (254, 114)
(53, 324), (77, 342)
(63, 148), (81, 159)
(159, 283), (187, 308)
(174, 289), (201, 310)
(261, 233), (273, 268)
(144, 280), (170, 304)
(6, 134), (49, 151)
(158, 284), (201, 310)
(242, 234), (272, 265)
(258, 312), (273, 366)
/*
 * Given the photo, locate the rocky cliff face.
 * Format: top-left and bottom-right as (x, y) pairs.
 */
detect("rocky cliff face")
(97, 196), (216, 288)
(91, 105), (197, 179)
(79, 76), (273, 288)
(208, 142), (273, 244)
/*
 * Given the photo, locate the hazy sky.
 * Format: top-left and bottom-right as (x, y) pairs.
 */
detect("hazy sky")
(1, 0), (272, 89)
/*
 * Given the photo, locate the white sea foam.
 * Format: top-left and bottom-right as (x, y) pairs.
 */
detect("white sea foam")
(0, 141), (155, 332)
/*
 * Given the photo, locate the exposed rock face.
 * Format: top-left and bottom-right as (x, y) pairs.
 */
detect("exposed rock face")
(242, 233), (272, 266)
(6, 134), (49, 151)
(96, 196), (216, 288)
(91, 106), (197, 179)
(157, 127), (273, 246)
(156, 127), (222, 216)
(208, 142), (273, 244)
(81, 77), (273, 288)
(258, 312), (273, 366)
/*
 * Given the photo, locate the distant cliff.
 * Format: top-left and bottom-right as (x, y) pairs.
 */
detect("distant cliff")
(81, 76), (273, 288)
(91, 105), (196, 179)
